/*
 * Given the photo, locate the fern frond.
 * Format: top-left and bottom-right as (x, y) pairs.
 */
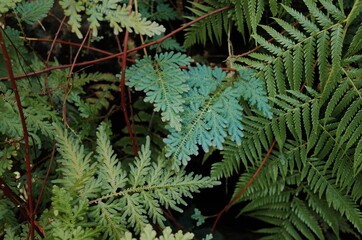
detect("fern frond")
(164, 66), (271, 166)
(54, 124), (100, 197)
(54, 123), (219, 236)
(282, 4), (319, 34)
(355, 139), (362, 175)
(346, 24), (362, 57)
(319, 0), (345, 22)
(305, 159), (362, 232)
(304, 0), (333, 28)
(236, 68), (273, 118)
(127, 52), (192, 131)
(183, 0), (229, 47)
(15, 0), (54, 25)
(59, 0), (165, 38)
(121, 224), (194, 240)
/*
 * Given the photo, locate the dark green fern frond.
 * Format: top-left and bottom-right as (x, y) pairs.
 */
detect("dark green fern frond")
(304, 159), (362, 233)
(183, 0), (290, 48)
(183, 0), (229, 48)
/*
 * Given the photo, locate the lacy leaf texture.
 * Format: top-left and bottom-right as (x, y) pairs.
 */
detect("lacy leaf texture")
(48, 122), (219, 239)
(127, 52), (272, 167)
(59, 0), (165, 38)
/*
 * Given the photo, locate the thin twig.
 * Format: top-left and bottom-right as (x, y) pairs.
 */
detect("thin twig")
(211, 140), (277, 233)
(120, 0), (138, 156)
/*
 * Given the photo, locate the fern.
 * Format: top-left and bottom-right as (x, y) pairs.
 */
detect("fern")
(127, 52), (192, 131)
(48, 122), (219, 237)
(127, 53), (272, 166)
(59, 0), (166, 38)
(15, 0), (54, 25)
(183, 0), (291, 47)
(217, 1), (362, 238)
(121, 224), (194, 240)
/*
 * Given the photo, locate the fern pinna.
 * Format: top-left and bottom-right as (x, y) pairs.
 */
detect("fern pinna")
(210, 0), (362, 239)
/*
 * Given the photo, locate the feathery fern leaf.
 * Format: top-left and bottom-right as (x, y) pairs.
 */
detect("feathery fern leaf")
(52, 122), (219, 236)
(164, 66), (271, 167)
(15, 0), (54, 25)
(59, 0), (165, 38)
(121, 224), (194, 240)
(127, 52), (193, 131)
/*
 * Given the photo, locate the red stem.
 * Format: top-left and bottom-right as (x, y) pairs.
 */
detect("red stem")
(0, 30), (35, 239)
(120, 0), (137, 156)
(45, 16), (67, 65)
(211, 139), (277, 233)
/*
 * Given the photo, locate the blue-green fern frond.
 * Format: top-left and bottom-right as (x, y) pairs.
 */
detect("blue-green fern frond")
(127, 52), (193, 131)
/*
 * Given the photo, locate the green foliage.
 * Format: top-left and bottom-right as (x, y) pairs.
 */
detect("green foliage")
(59, 0), (166, 38)
(0, 0), (21, 13)
(127, 52), (193, 131)
(15, 0), (54, 25)
(121, 224), (194, 240)
(137, 0), (180, 21)
(213, 0), (362, 238)
(45, 122), (219, 238)
(191, 208), (206, 227)
(127, 54), (272, 167)
(1, 0), (361, 239)
(183, 0), (291, 47)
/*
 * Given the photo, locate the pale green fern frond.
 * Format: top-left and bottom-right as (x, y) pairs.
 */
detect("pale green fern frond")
(53, 124), (101, 198)
(0, 0), (21, 13)
(53, 122), (219, 237)
(59, 0), (165, 38)
(121, 224), (194, 240)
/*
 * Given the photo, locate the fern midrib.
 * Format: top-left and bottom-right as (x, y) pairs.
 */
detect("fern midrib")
(318, 123), (353, 162)
(342, 68), (362, 100)
(88, 180), (204, 204)
(307, 160), (362, 232)
(100, 204), (124, 238)
(259, 22), (342, 68)
(170, 80), (231, 164)
(154, 64), (176, 118)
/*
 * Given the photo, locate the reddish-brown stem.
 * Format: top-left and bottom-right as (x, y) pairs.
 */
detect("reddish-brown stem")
(44, 16), (67, 110)
(46, 16), (67, 64)
(120, 0), (138, 156)
(211, 139), (277, 233)
(0, 4), (234, 81)
(0, 30), (35, 240)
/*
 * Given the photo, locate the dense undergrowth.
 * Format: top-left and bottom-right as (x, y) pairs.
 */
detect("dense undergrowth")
(0, 0), (361, 239)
